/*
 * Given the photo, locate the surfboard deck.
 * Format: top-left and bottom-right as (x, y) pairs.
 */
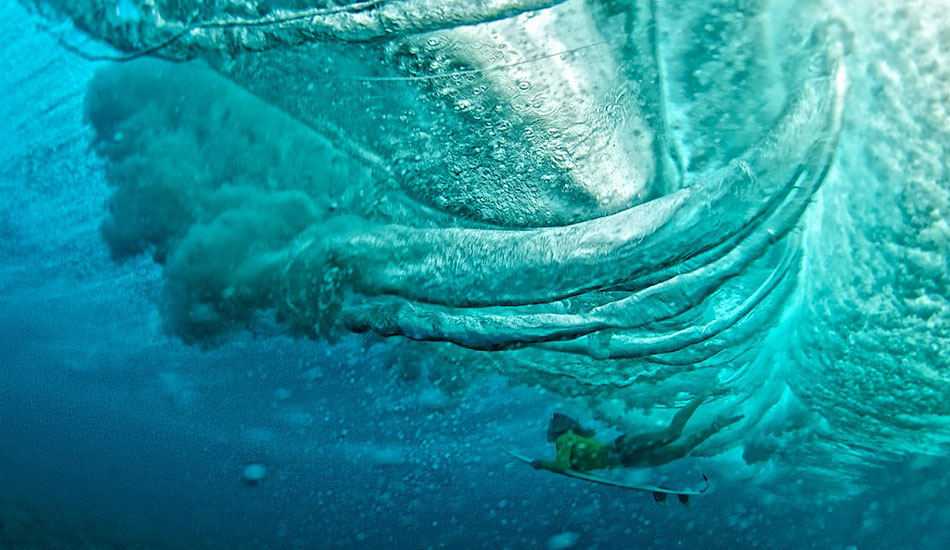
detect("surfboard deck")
(502, 446), (708, 496)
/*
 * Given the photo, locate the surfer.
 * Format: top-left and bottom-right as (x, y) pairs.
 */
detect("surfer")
(529, 413), (619, 473)
(505, 394), (739, 503)
(531, 394), (743, 473)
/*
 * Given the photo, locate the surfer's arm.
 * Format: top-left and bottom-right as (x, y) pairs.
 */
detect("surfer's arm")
(530, 436), (573, 472)
(530, 459), (568, 472)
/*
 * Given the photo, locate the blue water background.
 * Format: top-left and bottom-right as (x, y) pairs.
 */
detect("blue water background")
(0, 1), (948, 548)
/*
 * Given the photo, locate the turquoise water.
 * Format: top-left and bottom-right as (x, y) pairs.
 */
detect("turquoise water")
(1, 0), (948, 548)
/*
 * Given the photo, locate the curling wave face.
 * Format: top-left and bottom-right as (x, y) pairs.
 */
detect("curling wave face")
(45, 0), (950, 471)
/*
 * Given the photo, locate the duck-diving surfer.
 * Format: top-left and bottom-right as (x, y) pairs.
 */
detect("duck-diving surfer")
(531, 394), (742, 473)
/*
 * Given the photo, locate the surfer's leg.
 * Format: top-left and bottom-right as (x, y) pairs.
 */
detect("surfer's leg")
(664, 395), (707, 440)
(613, 398), (704, 466)
(614, 395), (730, 467)
(613, 432), (665, 467)
(644, 414), (744, 466)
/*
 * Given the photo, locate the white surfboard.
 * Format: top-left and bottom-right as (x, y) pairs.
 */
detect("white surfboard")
(502, 446), (708, 500)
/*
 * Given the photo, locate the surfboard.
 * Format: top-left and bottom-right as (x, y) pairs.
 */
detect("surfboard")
(501, 446), (708, 498)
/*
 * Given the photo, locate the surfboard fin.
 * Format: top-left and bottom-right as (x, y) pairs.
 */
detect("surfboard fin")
(652, 492), (667, 503)
(677, 494), (690, 506)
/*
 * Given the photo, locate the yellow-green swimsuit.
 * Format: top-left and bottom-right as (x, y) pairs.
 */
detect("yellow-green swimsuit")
(554, 430), (611, 471)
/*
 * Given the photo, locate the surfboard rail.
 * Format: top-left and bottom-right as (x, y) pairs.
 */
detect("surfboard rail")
(501, 446), (709, 500)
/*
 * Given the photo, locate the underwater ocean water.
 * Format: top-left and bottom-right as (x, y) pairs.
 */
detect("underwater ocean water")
(1, 0), (949, 548)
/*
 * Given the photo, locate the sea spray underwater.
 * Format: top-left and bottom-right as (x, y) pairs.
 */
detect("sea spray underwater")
(56, 0), (948, 456)
(1, 0), (949, 548)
